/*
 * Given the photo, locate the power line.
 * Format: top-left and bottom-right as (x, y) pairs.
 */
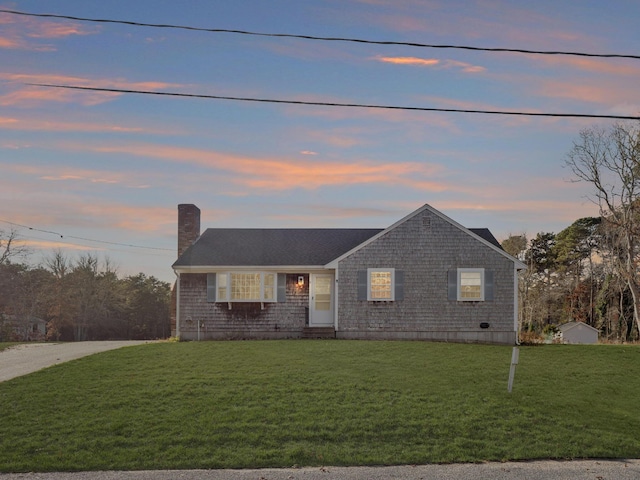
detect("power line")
(26, 83), (640, 121)
(19, 232), (174, 257)
(0, 219), (174, 252)
(3, 8), (639, 60)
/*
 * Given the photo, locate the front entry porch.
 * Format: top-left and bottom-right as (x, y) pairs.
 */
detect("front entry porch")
(302, 326), (336, 339)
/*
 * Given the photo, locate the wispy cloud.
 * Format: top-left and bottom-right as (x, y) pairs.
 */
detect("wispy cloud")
(17, 237), (104, 252)
(85, 142), (453, 193)
(349, 0), (602, 54)
(4, 192), (176, 235)
(264, 204), (404, 225)
(444, 60), (486, 74)
(0, 72), (185, 107)
(437, 197), (598, 230)
(537, 81), (612, 104)
(523, 57), (640, 110)
(79, 204), (175, 233)
(0, 36), (22, 49)
(377, 56), (440, 67)
(28, 23), (95, 39)
(304, 127), (367, 148)
(0, 10), (98, 50)
(375, 56), (486, 73)
(8, 164), (151, 190)
(0, 114), (171, 135)
(537, 56), (640, 76)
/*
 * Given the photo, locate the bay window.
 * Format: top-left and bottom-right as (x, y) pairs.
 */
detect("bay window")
(208, 272), (278, 303)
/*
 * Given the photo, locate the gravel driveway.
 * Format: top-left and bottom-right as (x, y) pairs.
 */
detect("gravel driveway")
(0, 341), (154, 382)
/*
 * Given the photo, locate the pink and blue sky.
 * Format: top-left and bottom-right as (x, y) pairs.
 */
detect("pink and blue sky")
(1, 0), (639, 283)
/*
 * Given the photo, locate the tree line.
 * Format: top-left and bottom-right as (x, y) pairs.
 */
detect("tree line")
(501, 217), (637, 341)
(503, 121), (640, 342)
(0, 244), (171, 341)
(1, 121), (638, 343)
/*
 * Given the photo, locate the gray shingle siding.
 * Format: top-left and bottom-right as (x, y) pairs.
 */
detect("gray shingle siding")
(178, 273), (310, 340)
(173, 203), (521, 344)
(336, 208), (516, 344)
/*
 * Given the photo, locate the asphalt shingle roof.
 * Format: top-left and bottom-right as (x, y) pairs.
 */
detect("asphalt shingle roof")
(468, 228), (503, 250)
(173, 228), (384, 267)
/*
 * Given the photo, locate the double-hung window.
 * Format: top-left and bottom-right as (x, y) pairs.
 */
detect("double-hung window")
(448, 268), (493, 302)
(368, 268), (395, 301)
(458, 269), (484, 301)
(358, 268), (403, 301)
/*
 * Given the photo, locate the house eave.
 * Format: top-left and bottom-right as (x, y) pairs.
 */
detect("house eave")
(173, 265), (332, 274)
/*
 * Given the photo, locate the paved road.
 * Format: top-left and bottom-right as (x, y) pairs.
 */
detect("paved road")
(0, 460), (639, 480)
(0, 341), (154, 382)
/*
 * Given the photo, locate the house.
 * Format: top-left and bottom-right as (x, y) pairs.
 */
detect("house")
(172, 203), (526, 344)
(557, 321), (599, 344)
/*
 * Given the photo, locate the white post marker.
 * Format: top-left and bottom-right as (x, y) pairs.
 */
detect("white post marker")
(508, 346), (519, 393)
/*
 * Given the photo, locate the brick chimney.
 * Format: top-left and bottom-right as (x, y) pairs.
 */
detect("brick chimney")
(177, 204), (201, 258)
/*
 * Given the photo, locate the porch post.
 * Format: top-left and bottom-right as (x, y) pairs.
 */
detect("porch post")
(333, 268), (339, 331)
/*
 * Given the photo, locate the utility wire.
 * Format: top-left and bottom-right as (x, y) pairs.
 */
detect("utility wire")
(19, 232), (174, 257)
(26, 83), (640, 121)
(3, 9), (639, 60)
(0, 219), (174, 252)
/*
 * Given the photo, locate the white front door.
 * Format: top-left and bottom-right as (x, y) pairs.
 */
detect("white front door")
(309, 273), (334, 326)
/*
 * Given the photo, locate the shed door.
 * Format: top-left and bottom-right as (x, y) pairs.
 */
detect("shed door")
(309, 274), (334, 326)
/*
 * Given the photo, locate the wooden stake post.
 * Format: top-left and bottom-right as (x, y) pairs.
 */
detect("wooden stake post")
(508, 346), (519, 393)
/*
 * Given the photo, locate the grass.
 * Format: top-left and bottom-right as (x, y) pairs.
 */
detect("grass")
(0, 340), (639, 472)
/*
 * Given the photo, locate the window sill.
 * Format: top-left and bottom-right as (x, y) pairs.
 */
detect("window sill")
(216, 301), (276, 310)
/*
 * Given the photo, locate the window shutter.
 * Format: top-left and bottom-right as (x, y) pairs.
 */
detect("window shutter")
(357, 270), (367, 301)
(484, 270), (494, 301)
(447, 270), (457, 300)
(207, 273), (217, 302)
(394, 270), (404, 301)
(277, 273), (286, 302)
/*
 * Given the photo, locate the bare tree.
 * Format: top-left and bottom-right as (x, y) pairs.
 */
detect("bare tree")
(46, 249), (71, 279)
(565, 121), (640, 337)
(0, 227), (29, 265)
(502, 234), (530, 332)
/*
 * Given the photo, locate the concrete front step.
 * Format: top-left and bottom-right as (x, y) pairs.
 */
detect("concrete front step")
(302, 327), (336, 339)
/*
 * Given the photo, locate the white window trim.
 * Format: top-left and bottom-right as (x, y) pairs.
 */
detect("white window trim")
(216, 272), (277, 303)
(457, 268), (485, 302)
(367, 268), (395, 301)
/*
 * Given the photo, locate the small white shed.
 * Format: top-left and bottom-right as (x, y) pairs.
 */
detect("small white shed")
(558, 322), (599, 344)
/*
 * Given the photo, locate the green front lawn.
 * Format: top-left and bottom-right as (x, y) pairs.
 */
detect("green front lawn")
(0, 341), (638, 472)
